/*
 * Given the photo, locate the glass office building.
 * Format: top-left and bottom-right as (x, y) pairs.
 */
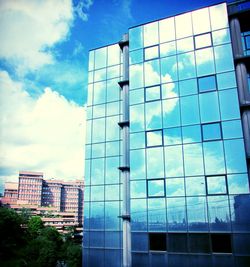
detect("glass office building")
(84, 2), (250, 267)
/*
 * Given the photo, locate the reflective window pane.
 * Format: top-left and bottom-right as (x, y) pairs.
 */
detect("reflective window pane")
(146, 147), (164, 178)
(130, 49), (143, 65)
(94, 68), (106, 82)
(92, 118), (105, 143)
(146, 130), (163, 147)
(165, 145), (184, 177)
(130, 149), (146, 179)
(184, 143), (204, 176)
(105, 201), (120, 230)
(147, 179), (165, 197)
(166, 178), (185, 197)
(129, 26), (143, 51)
(106, 101), (120, 116)
(131, 180), (146, 198)
(209, 3), (228, 31)
(148, 198), (166, 231)
(227, 174), (250, 194)
(161, 55), (178, 82)
(92, 142), (105, 158)
(131, 199), (147, 231)
(214, 44), (234, 73)
(162, 98), (180, 128)
(185, 177), (206, 196)
(91, 185), (104, 201)
(179, 78), (197, 97)
(105, 157), (119, 184)
(175, 13), (192, 39)
(130, 132), (145, 149)
(130, 88), (144, 105)
(182, 125), (201, 144)
(180, 95), (200, 126)
(217, 71), (236, 90)
(196, 47), (215, 77)
(145, 85), (161, 102)
(93, 81), (106, 105)
(144, 59), (160, 86)
(89, 50), (94, 71)
(192, 7), (210, 34)
(160, 41), (176, 57)
(95, 47), (107, 69)
(144, 45), (159, 60)
(195, 33), (212, 49)
(203, 141), (225, 175)
(144, 21), (159, 47)
(199, 92), (220, 123)
(219, 89), (240, 120)
(106, 116), (120, 141)
(224, 139), (247, 173)
(130, 104), (145, 132)
(91, 158), (104, 185)
(107, 65), (120, 80)
(206, 176), (227, 195)
(106, 141), (120, 157)
(107, 44), (120, 66)
(130, 64), (144, 90)
(177, 37), (194, 53)
(222, 120), (243, 139)
(163, 127), (182, 145)
(187, 197), (209, 231)
(145, 101), (162, 130)
(90, 202), (104, 229)
(208, 195), (231, 231)
(212, 28), (231, 45)
(198, 75), (217, 93)
(167, 198), (187, 231)
(202, 123), (221, 141)
(159, 17), (175, 43)
(93, 104), (105, 119)
(162, 82), (179, 99)
(107, 78), (120, 102)
(105, 184), (119, 201)
(177, 52), (196, 80)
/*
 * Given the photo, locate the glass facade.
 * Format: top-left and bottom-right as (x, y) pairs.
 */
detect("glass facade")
(84, 3), (250, 267)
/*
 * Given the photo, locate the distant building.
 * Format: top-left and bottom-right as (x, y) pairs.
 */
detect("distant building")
(0, 171), (84, 233)
(84, 1), (250, 267)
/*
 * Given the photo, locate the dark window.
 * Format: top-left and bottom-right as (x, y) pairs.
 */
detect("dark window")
(189, 233), (210, 253)
(168, 233), (188, 252)
(149, 233), (167, 251)
(241, 31), (250, 56)
(202, 122), (222, 141)
(198, 75), (217, 93)
(211, 234), (232, 253)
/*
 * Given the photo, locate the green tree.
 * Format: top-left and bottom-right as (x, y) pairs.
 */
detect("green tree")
(27, 216), (44, 238)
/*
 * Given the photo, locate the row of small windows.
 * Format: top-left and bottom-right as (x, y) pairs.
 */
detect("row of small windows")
(148, 233), (232, 253)
(145, 122), (222, 147)
(144, 75), (217, 103)
(147, 175), (229, 198)
(131, 31), (230, 64)
(129, 3), (228, 50)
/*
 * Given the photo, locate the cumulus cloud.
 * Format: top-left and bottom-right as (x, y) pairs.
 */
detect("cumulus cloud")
(0, 0), (74, 72)
(74, 0), (93, 22)
(0, 71), (85, 182)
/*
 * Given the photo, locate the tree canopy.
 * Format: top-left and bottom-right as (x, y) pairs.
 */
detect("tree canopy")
(0, 207), (82, 267)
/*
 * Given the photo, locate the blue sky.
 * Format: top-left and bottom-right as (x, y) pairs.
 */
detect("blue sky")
(0, 0), (236, 192)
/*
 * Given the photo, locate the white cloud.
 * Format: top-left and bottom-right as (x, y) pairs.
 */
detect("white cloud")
(0, 0), (74, 72)
(74, 0), (93, 22)
(0, 71), (85, 182)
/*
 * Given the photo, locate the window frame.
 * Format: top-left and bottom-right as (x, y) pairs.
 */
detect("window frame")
(144, 45), (160, 61)
(194, 32), (212, 50)
(147, 178), (166, 198)
(198, 74), (217, 93)
(205, 175), (228, 196)
(146, 129), (163, 148)
(201, 122), (222, 141)
(145, 84), (162, 102)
